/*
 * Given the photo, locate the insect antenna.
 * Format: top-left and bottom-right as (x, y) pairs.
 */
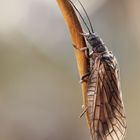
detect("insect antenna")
(77, 0), (94, 33)
(69, 0), (91, 34)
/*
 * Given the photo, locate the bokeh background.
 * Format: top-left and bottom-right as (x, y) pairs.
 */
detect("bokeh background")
(0, 0), (139, 139)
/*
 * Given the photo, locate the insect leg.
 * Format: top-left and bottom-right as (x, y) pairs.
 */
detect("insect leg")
(72, 44), (91, 82)
(72, 44), (88, 51)
(79, 106), (88, 118)
(72, 44), (90, 59)
(80, 72), (90, 83)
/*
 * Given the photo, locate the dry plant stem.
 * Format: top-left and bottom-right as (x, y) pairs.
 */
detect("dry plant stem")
(57, 0), (90, 127)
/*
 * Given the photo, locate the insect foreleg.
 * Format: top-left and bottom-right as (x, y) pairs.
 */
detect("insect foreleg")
(72, 44), (90, 59)
(79, 106), (88, 118)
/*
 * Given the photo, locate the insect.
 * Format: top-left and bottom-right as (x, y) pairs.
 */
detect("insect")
(69, 0), (127, 140)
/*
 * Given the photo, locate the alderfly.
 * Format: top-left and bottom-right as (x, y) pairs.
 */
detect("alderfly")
(69, 0), (127, 140)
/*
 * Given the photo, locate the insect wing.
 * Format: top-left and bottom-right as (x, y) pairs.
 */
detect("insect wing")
(88, 53), (126, 140)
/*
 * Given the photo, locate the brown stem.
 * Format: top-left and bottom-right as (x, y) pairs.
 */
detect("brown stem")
(57, 0), (90, 127)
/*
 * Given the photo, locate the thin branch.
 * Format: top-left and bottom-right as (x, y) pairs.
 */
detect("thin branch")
(57, 0), (90, 127)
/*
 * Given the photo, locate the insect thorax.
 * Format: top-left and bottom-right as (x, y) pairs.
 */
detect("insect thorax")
(86, 32), (107, 53)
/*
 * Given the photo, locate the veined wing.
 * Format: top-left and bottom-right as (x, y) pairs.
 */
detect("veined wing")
(89, 52), (126, 140)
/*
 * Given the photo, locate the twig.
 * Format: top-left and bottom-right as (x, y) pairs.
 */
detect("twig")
(57, 0), (90, 127)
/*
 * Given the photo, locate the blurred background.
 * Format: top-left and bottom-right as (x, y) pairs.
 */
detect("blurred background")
(0, 0), (139, 139)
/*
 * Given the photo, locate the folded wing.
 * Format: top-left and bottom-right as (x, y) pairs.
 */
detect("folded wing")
(88, 53), (127, 140)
